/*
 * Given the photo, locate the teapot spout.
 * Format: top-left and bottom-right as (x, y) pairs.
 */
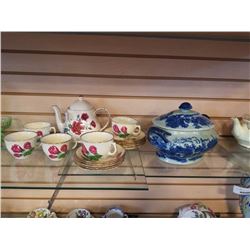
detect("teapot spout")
(52, 105), (65, 133)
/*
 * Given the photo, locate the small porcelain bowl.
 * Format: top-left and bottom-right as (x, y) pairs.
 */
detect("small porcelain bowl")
(178, 203), (216, 218)
(27, 208), (57, 218)
(103, 207), (128, 218)
(4, 131), (37, 159)
(67, 208), (93, 218)
(41, 133), (76, 161)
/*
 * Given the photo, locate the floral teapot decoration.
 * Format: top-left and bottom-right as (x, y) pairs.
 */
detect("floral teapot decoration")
(52, 96), (111, 140)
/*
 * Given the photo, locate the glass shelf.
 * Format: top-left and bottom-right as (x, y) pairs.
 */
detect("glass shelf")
(1, 149), (148, 191)
(1, 138), (249, 191)
(142, 138), (250, 178)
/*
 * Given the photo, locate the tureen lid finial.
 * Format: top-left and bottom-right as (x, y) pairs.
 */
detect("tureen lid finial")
(153, 101), (214, 131)
(179, 102), (192, 111)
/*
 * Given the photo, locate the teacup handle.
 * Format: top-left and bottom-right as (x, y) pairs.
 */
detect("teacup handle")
(50, 127), (56, 134)
(94, 108), (111, 132)
(132, 125), (141, 136)
(108, 142), (117, 156)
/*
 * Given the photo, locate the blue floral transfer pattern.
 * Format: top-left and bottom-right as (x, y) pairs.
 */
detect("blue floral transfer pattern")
(148, 126), (217, 164)
(159, 113), (212, 129)
(240, 177), (250, 218)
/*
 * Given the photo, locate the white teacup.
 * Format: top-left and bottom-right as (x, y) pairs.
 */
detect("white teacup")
(80, 131), (117, 161)
(112, 116), (141, 138)
(24, 122), (56, 138)
(4, 131), (38, 159)
(41, 133), (76, 161)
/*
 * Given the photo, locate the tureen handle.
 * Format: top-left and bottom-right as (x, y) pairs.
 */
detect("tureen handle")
(94, 108), (111, 131)
(147, 126), (172, 149)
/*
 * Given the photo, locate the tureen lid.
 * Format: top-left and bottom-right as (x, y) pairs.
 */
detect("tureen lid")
(69, 96), (93, 111)
(153, 102), (214, 131)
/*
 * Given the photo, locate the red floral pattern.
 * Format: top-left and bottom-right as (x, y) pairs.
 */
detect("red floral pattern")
(81, 144), (88, 155)
(112, 124), (120, 134)
(89, 145), (97, 155)
(90, 120), (96, 128)
(24, 142), (32, 149)
(113, 124), (129, 138)
(14, 153), (22, 158)
(81, 113), (89, 121)
(11, 144), (23, 153)
(121, 126), (127, 133)
(71, 121), (84, 135)
(10, 142), (34, 158)
(82, 145), (102, 161)
(36, 131), (43, 137)
(49, 154), (57, 159)
(48, 144), (67, 160)
(48, 146), (60, 155)
(60, 144), (68, 152)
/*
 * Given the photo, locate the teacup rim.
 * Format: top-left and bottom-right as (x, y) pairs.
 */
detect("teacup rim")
(41, 133), (72, 144)
(24, 121), (51, 129)
(112, 116), (139, 125)
(80, 131), (114, 143)
(4, 131), (37, 142)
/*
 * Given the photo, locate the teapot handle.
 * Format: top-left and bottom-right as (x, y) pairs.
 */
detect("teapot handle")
(94, 108), (111, 131)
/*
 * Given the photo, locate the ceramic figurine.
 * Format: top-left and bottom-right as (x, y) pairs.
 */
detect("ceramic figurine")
(231, 115), (250, 148)
(52, 96), (111, 140)
(148, 102), (218, 165)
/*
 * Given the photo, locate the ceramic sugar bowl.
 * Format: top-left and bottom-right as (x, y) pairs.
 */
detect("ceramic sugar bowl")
(52, 96), (111, 140)
(148, 102), (218, 165)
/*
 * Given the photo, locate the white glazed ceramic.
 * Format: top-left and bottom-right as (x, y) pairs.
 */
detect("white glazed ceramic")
(24, 122), (56, 139)
(112, 116), (141, 139)
(4, 131), (37, 159)
(27, 208), (57, 218)
(67, 208), (93, 218)
(80, 131), (117, 161)
(41, 133), (76, 161)
(178, 203), (216, 218)
(103, 207), (128, 218)
(52, 96), (111, 140)
(232, 116), (250, 148)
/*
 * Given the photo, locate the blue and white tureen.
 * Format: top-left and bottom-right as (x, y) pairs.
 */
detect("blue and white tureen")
(148, 102), (218, 165)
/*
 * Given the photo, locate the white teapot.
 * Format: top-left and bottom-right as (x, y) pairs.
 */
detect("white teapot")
(231, 115), (250, 148)
(52, 96), (111, 140)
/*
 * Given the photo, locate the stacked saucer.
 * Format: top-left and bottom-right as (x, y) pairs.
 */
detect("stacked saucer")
(105, 127), (146, 150)
(73, 144), (125, 170)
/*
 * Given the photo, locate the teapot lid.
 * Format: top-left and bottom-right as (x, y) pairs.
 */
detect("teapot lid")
(153, 102), (214, 131)
(69, 96), (93, 111)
